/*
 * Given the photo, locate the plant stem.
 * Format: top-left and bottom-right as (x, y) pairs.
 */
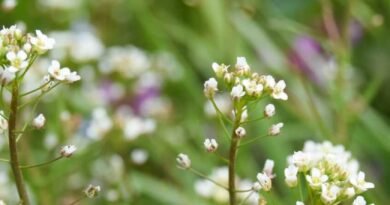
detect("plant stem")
(8, 80), (30, 205)
(69, 196), (86, 205)
(228, 110), (242, 205)
(20, 156), (63, 169)
(189, 168), (228, 190)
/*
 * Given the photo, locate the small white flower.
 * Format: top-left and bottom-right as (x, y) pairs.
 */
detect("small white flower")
(212, 63), (228, 78)
(296, 201), (304, 205)
(252, 182), (262, 191)
(84, 184), (101, 198)
(63, 69), (81, 83)
(223, 72), (233, 84)
(268, 122), (283, 136)
(350, 171), (375, 193)
(284, 165), (298, 187)
(32, 113), (46, 129)
(353, 196), (367, 205)
(263, 159), (275, 178)
(321, 184), (340, 204)
(204, 78), (218, 98)
(30, 30), (55, 54)
(204, 138), (218, 152)
(262, 75), (276, 89)
(306, 168), (328, 189)
(176, 153), (191, 169)
(240, 109), (248, 122)
(6, 50), (28, 72)
(131, 149), (149, 165)
(256, 172), (272, 191)
(235, 57), (250, 75)
(23, 43), (32, 53)
(235, 127), (246, 138)
(48, 60), (64, 81)
(60, 145), (77, 158)
(292, 151), (311, 171)
(0, 68), (16, 85)
(271, 80), (288, 100)
(0, 110), (8, 134)
(231, 84), (245, 100)
(344, 187), (356, 199)
(264, 104), (275, 118)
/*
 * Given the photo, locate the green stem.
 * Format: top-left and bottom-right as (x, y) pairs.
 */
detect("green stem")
(189, 168), (228, 190)
(228, 110), (242, 205)
(20, 156), (63, 169)
(68, 196), (86, 205)
(238, 134), (269, 148)
(210, 98), (232, 124)
(238, 191), (254, 205)
(20, 81), (51, 97)
(8, 79), (30, 205)
(240, 116), (266, 125)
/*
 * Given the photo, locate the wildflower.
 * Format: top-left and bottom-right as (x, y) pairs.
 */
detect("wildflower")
(6, 50), (28, 72)
(48, 60), (65, 81)
(264, 104), (275, 118)
(321, 184), (340, 204)
(204, 78), (218, 98)
(235, 57), (250, 75)
(223, 72), (233, 84)
(84, 184), (101, 198)
(23, 43), (32, 53)
(343, 187), (356, 199)
(204, 138), (218, 152)
(231, 84), (245, 100)
(271, 80), (288, 100)
(256, 172), (272, 191)
(350, 171), (375, 193)
(235, 127), (246, 138)
(263, 159), (275, 178)
(352, 196), (366, 205)
(30, 30), (55, 54)
(60, 145), (77, 158)
(268, 122), (283, 136)
(306, 168), (328, 189)
(0, 111), (8, 134)
(262, 75), (276, 89)
(32, 113), (46, 129)
(212, 63), (228, 78)
(284, 165), (298, 187)
(252, 182), (261, 191)
(176, 153), (191, 169)
(61, 68), (81, 83)
(291, 151), (311, 171)
(0, 68), (15, 85)
(242, 79), (263, 97)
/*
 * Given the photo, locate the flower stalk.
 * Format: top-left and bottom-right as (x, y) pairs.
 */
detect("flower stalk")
(228, 110), (242, 205)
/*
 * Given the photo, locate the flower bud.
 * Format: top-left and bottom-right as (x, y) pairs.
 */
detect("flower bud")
(235, 127), (246, 138)
(203, 78), (218, 98)
(32, 113), (45, 129)
(176, 153), (191, 169)
(264, 104), (275, 118)
(204, 138), (218, 152)
(257, 172), (272, 191)
(60, 145), (77, 158)
(84, 184), (101, 198)
(268, 122), (283, 136)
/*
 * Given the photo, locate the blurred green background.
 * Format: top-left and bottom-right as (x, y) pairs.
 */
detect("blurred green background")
(0, 0), (389, 204)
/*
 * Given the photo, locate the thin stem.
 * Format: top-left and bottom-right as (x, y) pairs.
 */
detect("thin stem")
(234, 188), (252, 193)
(20, 81), (51, 97)
(228, 110), (242, 205)
(19, 54), (37, 81)
(69, 196), (86, 205)
(210, 98), (232, 124)
(8, 79), (30, 205)
(238, 191), (254, 205)
(298, 173), (305, 202)
(238, 134), (269, 148)
(240, 116), (266, 125)
(213, 152), (229, 164)
(20, 156), (63, 169)
(0, 158), (10, 163)
(189, 168), (228, 190)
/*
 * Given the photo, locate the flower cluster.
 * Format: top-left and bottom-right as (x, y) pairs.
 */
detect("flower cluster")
(284, 141), (375, 204)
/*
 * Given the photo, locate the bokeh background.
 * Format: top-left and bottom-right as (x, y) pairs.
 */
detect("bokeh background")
(0, 0), (389, 204)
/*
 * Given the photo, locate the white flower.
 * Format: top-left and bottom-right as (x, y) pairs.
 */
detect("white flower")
(23, 43), (32, 53)
(176, 153), (191, 169)
(271, 80), (288, 100)
(212, 63), (228, 78)
(32, 113), (46, 129)
(296, 202), (304, 205)
(63, 69), (81, 83)
(204, 138), (218, 152)
(235, 57), (250, 75)
(350, 171), (375, 193)
(344, 187), (356, 198)
(223, 72), (233, 84)
(256, 172), (272, 191)
(204, 78), (218, 98)
(235, 127), (246, 138)
(231, 84), (245, 99)
(0, 110), (8, 134)
(242, 79), (263, 97)
(263, 159), (275, 178)
(84, 184), (101, 198)
(292, 151), (311, 171)
(60, 145), (77, 158)
(0, 68), (15, 85)
(321, 184), (340, 204)
(252, 182), (261, 191)
(131, 149), (149, 165)
(30, 30), (55, 54)
(284, 165), (298, 187)
(306, 168), (328, 189)
(48, 60), (65, 81)
(353, 196), (366, 205)
(6, 50), (28, 72)
(268, 122), (283, 136)
(262, 75), (276, 89)
(264, 104), (275, 118)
